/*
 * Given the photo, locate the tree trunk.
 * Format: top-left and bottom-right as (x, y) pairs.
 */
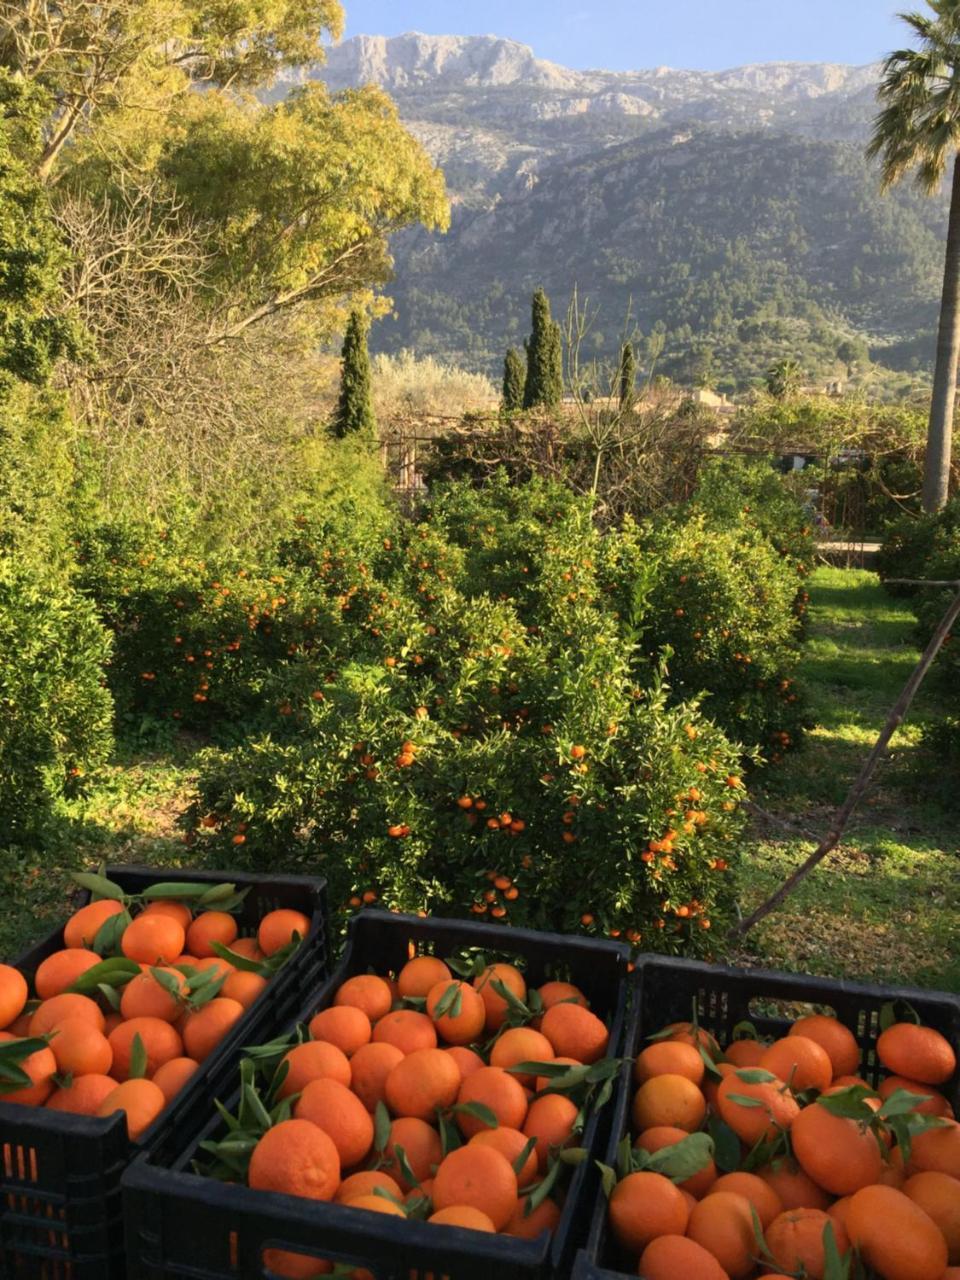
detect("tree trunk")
(924, 152), (960, 511)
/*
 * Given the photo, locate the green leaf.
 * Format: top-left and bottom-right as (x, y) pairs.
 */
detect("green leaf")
(372, 1186), (408, 1211)
(707, 1115), (741, 1173)
(149, 967), (185, 999)
(71, 872), (126, 902)
(140, 882), (210, 901)
(392, 1143), (420, 1189)
(437, 1110), (462, 1159)
(67, 957), (140, 993)
(729, 1020), (759, 1042)
(431, 982), (463, 1021)
(879, 1088), (933, 1119)
(733, 1068), (778, 1085)
(726, 1093), (765, 1108)
(374, 1100), (392, 1154)
(129, 1032), (148, 1081)
(616, 1134), (634, 1180)
(92, 908), (132, 957)
(210, 940), (265, 974)
(823, 1218), (851, 1280)
(197, 883), (241, 906)
(880, 999), (920, 1030)
(453, 1101), (498, 1130)
(512, 1136), (539, 1178)
(595, 1161), (618, 1201)
(489, 978), (533, 1021)
(645, 1133), (715, 1183)
(97, 982), (122, 1011)
(816, 1085), (878, 1122)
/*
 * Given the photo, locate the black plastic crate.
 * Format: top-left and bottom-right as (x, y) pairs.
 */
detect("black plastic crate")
(0, 864), (328, 1280)
(573, 955), (960, 1280)
(122, 909), (632, 1280)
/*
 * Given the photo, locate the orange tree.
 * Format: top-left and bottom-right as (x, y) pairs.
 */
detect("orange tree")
(187, 489), (748, 952)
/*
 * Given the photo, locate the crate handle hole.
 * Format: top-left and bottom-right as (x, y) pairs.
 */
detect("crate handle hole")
(746, 998), (839, 1025)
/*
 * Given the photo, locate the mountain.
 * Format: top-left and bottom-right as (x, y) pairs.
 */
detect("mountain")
(290, 34), (945, 389)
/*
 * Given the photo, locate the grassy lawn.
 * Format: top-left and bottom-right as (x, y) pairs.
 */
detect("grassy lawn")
(734, 567), (960, 993)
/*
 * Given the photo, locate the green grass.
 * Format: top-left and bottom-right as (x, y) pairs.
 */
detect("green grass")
(734, 567), (960, 993)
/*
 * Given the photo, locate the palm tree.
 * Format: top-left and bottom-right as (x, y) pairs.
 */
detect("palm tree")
(766, 358), (802, 400)
(868, 2), (960, 511)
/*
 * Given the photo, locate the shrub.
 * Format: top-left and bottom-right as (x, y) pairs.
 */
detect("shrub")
(187, 578), (747, 954)
(372, 350), (496, 418)
(0, 557), (113, 839)
(878, 500), (960, 596)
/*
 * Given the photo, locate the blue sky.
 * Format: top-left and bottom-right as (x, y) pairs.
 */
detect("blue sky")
(342, 1), (905, 71)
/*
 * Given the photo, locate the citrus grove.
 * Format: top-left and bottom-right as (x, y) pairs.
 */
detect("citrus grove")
(601, 1008), (960, 1279)
(198, 946), (619, 1278)
(0, 874), (308, 1139)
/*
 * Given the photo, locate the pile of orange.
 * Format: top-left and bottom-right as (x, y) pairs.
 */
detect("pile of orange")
(606, 1012), (960, 1280)
(234, 957), (613, 1280)
(0, 893), (310, 1142)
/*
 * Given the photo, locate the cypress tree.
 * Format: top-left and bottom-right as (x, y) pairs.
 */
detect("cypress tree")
(333, 309), (376, 438)
(502, 347), (525, 412)
(619, 341), (636, 412)
(523, 288), (562, 410)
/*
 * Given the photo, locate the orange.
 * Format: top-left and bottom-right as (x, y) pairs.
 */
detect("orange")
(766, 1208), (849, 1280)
(28, 992), (104, 1036)
(846, 1183), (948, 1280)
(258, 909), (310, 957)
(470, 1126), (539, 1187)
(344, 1194), (405, 1217)
(789, 1015), (860, 1079)
(46, 1074), (118, 1115)
(108, 1017), (183, 1080)
(97, 1077), (166, 1140)
(536, 981), (587, 1011)
(635, 1040), (705, 1087)
(294, 1079), (374, 1167)
(63, 900), (125, 950)
(503, 1196), (562, 1240)
(248, 1119), (340, 1201)
(0, 1033), (56, 1106)
(308, 1006), (371, 1058)
(348, 1042), (403, 1112)
(181, 998), (244, 1062)
(445, 1046), (484, 1080)
(704, 1061), (739, 1109)
(540, 1003), (608, 1064)
(716, 1071), (798, 1145)
(384, 1047), (461, 1121)
(261, 1250), (331, 1279)
(473, 964), (527, 1032)
(335, 1171), (402, 1204)
(334, 975), (393, 1023)
(397, 955), (452, 999)
(383, 1116), (442, 1190)
(608, 1170), (690, 1254)
(432, 1144), (518, 1230)
(456, 1066), (528, 1137)
(34, 949), (101, 999)
(878, 1023), (957, 1086)
(756, 1159), (832, 1211)
(140, 900), (193, 932)
(121, 916), (185, 966)
(490, 1027), (554, 1086)
(120, 968), (188, 1023)
(222, 970), (268, 1011)
(635, 1126), (717, 1199)
(878, 1075), (954, 1118)
(151, 1057), (199, 1103)
(909, 1119), (960, 1178)
(760, 1036), (832, 1094)
(791, 1097), (883, 1195)
(903, 1170), (960, 1263)
(278, 1040), (352, 1098)
(372, 1009), (437, 1054)
(637, 1235), (731, 1280)
(640, 1239), (727, 1280)
(724, 1039), (766, 1068)
(49, 1017), (113, 1077)
(426, 981), (486, 1046)
(686, 1191), (757, 1279)
(711, 1172), (783, 1227)
(428, 1205), (494, 1231)
(185, 912), (238, 959)
(522, 1092), (579, 1171)
(661, 1021), (722, 1057)
(632, 1073), (707, 1133)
